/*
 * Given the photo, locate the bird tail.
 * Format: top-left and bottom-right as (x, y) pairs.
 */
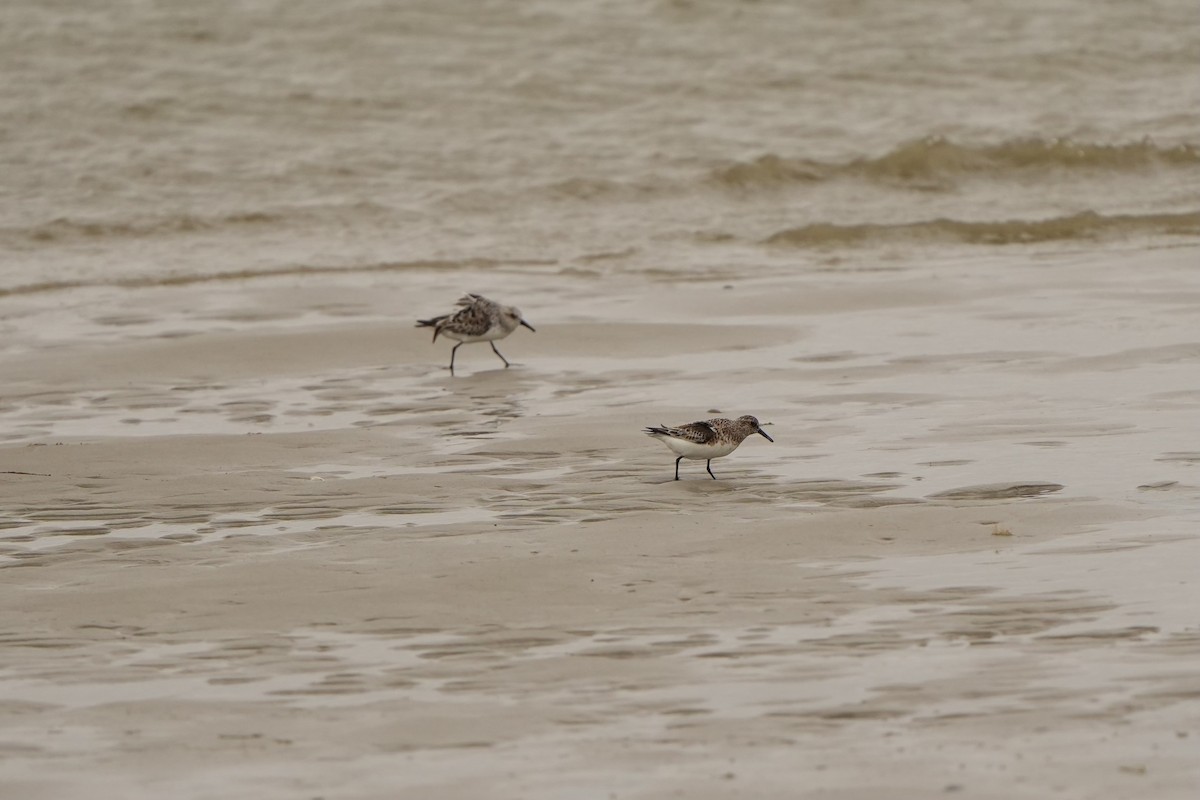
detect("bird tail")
(644, 425), (671, 437)
(415, 316), (445, 342)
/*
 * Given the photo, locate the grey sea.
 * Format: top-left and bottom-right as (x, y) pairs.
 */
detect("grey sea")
(1, 0), (1197, 289)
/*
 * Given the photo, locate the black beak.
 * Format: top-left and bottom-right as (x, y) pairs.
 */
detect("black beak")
(520, 319), (536, 333)
(757, 428), (774, 442)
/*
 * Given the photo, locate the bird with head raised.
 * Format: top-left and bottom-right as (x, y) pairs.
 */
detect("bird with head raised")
(416, 293), (535, 375)
(644, 414), (774, 480)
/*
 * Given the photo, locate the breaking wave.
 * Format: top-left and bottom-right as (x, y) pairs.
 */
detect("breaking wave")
(0, 258), (549, 298)
(764, 210), (1200, 247)
(712, 138), (1200, 189)
(13, 212), (287, 244)
(5, 202), (394, 245)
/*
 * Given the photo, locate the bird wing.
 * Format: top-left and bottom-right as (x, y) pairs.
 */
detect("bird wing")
(416, 294), (497, 340)
(456, 293), (492, 308)
(644, 420), (716, 444)
(441, 299), (496, 337)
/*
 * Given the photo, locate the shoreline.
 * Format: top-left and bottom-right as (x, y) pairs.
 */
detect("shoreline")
(2, 245), (1199, 798)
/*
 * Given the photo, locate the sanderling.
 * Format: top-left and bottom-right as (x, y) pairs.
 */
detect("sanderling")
(416, 293), (536, 375)
(644, 415), (774, 480)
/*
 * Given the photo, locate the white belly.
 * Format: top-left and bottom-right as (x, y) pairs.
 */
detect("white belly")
(442, 326), (505, 344)
(655, 436), (738, 460)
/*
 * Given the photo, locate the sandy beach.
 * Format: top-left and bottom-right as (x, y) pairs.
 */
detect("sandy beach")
(3, 243), (1199, 798)
(3, 0), (1200, 796)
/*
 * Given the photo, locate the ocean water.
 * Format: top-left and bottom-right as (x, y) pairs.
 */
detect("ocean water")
(1, 0), (1197, 292)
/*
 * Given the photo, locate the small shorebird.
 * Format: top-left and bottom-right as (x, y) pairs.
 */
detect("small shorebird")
(416, 294), (535, 375)
(644, 415), (774, 480)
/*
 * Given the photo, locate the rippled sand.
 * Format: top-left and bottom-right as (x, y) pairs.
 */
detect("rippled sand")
(3, 246), (1199, 798)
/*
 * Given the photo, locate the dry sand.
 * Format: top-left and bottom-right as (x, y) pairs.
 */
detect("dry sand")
(2, 245), (1200, 798)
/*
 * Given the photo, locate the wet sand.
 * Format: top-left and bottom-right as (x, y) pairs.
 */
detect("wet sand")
(2, 245), (1200, 798)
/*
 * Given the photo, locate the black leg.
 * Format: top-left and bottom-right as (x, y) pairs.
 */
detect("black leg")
(706, 459), (717, 480)
(674, 456), (683, 481)
(449, 342), (462, 375)
(490, 342), (511, 368)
